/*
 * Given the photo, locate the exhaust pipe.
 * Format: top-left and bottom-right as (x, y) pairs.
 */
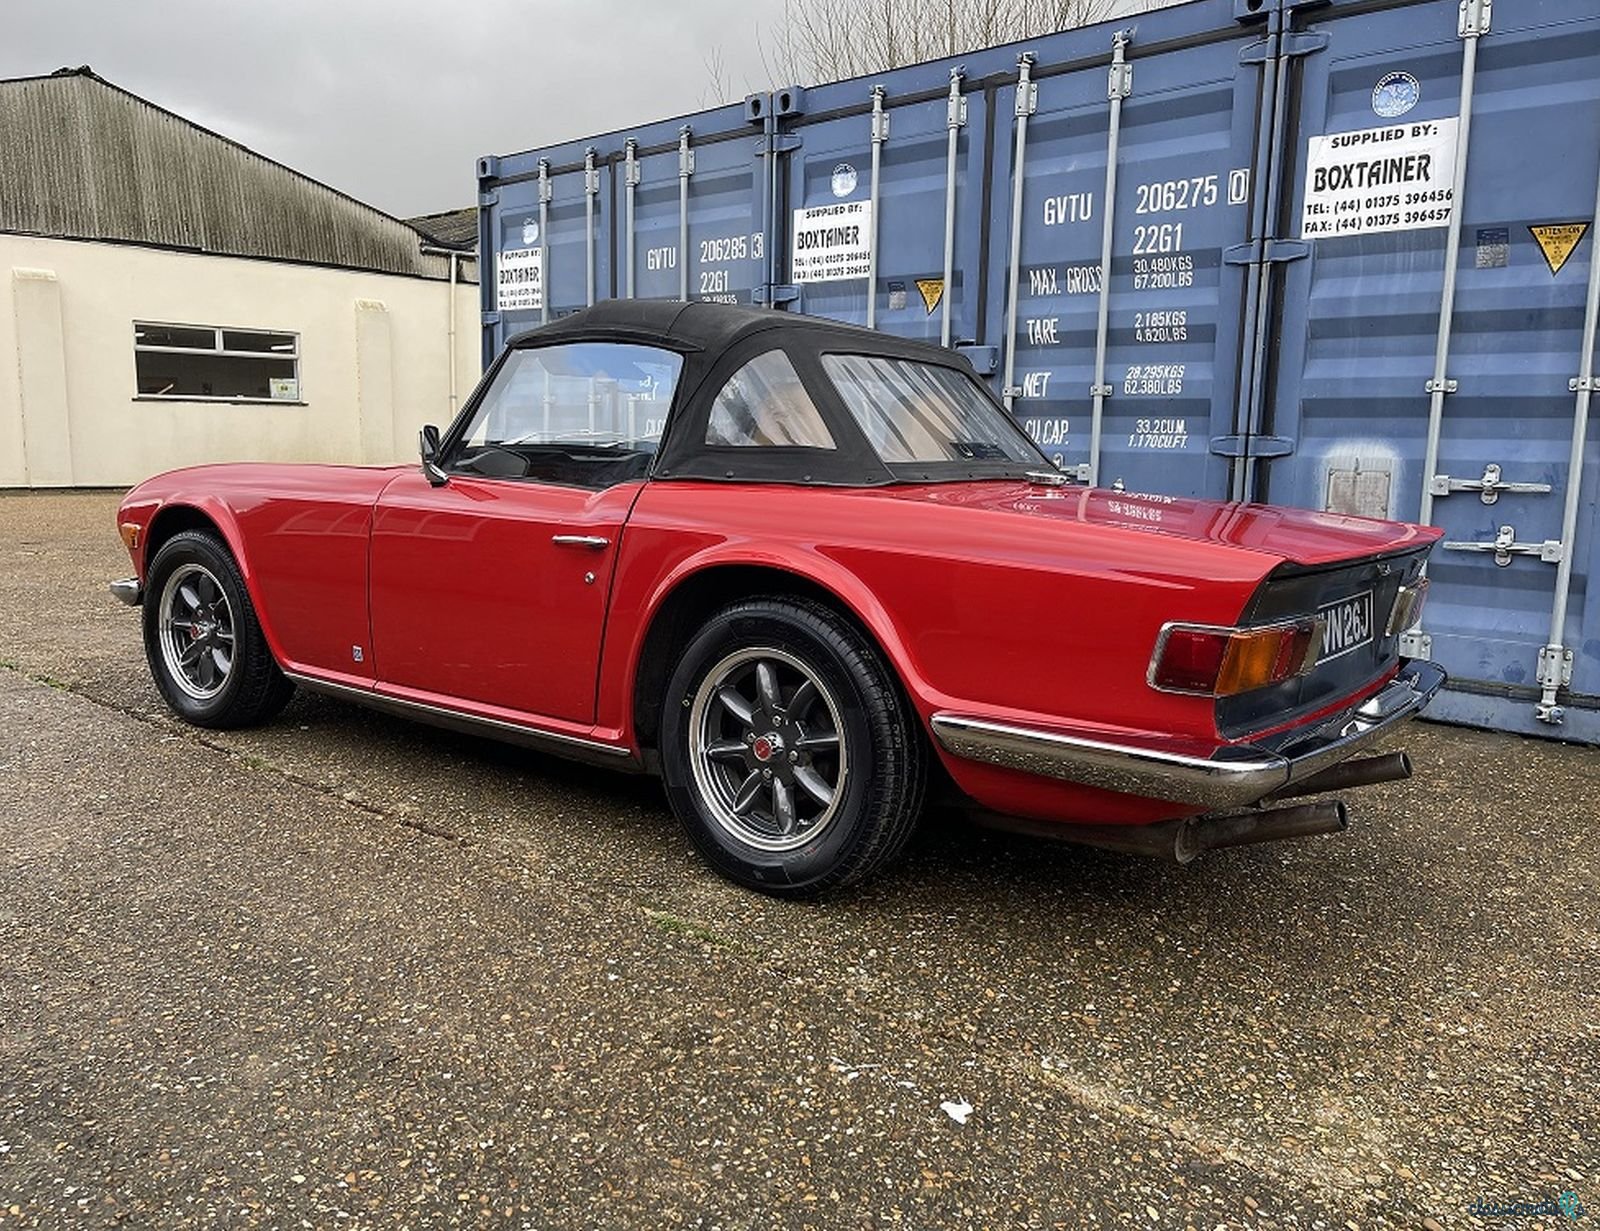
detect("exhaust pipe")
(1269, 751), (1412, 801)
(1171, 799), (1347, 864)
(985, 798), (1350, 863)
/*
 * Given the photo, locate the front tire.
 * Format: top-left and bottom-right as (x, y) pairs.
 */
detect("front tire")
(142, 529), (294, 729)
(660, 598), (925, 894)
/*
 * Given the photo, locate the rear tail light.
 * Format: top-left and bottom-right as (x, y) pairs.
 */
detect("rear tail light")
(1386, 579), (1429, 637)
(1149, 618), (1324, 697)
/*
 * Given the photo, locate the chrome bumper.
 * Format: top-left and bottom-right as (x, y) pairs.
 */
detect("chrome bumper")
(929, 660), (1447, 812)
(109, 577), (142, 606)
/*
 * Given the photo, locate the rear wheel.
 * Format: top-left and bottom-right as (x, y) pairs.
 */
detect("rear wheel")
(142, 530), (294, 729)
(660, 598), (925, 894)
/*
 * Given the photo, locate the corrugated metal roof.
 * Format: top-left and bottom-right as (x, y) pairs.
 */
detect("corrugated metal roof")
(406, 207), (478, 252)
(0, 67), (468, 281)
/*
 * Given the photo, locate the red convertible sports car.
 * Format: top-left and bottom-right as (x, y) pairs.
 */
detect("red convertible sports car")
(113, 301), (1444, 893)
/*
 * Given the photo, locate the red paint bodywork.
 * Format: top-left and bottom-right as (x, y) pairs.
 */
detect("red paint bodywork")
(117, 464), (1441, 829)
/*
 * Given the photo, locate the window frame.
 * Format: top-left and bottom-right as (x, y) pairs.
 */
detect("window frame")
(132, 321), (304, 405)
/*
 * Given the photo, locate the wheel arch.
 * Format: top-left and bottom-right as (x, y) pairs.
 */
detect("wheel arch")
(628, 559), (928, 762)
(139, 499), (289, 668)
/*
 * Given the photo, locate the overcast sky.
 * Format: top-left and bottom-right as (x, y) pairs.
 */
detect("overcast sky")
(5, 0), (793, 218)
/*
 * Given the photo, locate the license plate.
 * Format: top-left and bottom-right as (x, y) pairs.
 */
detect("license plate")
(1318, 590), (1374, 661)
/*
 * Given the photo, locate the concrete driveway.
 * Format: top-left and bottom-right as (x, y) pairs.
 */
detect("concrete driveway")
(1, 490), (1595, 1229)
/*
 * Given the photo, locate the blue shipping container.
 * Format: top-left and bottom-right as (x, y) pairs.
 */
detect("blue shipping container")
(478, 0), (1600, 743)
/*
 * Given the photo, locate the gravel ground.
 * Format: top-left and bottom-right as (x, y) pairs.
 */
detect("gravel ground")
(0, 489), (1596, 1230)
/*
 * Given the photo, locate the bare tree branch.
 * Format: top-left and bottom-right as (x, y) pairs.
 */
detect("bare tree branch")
(749, 0), (1136, 87)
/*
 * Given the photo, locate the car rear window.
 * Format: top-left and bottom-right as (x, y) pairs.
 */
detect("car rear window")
(706, 350), (837, 449)
(820, 354), (1038, 465)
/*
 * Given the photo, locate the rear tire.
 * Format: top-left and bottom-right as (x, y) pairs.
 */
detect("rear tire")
(660, 598), (925, 895)
(142, 529), (294, 729)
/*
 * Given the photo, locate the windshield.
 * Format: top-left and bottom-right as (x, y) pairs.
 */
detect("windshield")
(820, 353), (1044, 468)
(447, 341), (682, 489)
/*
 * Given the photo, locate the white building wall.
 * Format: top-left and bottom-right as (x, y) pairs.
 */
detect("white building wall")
(0, 234), (480, 487)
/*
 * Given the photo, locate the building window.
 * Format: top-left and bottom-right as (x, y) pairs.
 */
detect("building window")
(133, 323), (301, 402)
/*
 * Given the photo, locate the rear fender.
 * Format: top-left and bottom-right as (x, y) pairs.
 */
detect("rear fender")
(619, 544), (933, 742)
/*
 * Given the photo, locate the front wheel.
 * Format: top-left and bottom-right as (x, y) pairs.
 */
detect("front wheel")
(660, 598), (925, 894)
(141, 529), (294, 729)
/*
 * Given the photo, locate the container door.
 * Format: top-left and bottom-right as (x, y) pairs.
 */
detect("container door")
(778, 77), (991, 349)
(478, 100), (766, 362)
(1260, 0), (1600, 739)
(479, 150), (613, 355)
(621, 115), (767, 309)
(979, 16), (1268, 496)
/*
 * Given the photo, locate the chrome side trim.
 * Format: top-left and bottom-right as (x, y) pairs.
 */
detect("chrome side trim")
(930, 660), (1446, 811)
(109, 577), (143, 606)
(283, 672), (640, 771)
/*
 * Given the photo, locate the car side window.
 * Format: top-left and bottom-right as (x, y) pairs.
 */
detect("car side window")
(705, 350), (836, 449)
(449, 342), (682, 488)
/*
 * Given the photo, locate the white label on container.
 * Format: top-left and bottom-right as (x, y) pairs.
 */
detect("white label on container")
(1301, 118), (1458, 239)
(790, 201), (873, 283)
(496, 246), (543, 311)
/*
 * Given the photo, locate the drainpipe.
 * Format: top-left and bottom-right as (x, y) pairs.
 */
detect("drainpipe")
(421, 244), (473, 417)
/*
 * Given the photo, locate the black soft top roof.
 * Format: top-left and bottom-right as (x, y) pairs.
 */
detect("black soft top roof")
(489, 299), (1049, 487)
(506, 299), (961, 364)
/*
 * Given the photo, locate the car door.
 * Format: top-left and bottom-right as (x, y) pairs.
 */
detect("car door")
(367, 338), (683, 726)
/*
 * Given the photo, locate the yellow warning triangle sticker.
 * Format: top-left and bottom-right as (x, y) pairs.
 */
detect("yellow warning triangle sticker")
(915, 277), (944, 314)
(1530, 222), (1590, 276)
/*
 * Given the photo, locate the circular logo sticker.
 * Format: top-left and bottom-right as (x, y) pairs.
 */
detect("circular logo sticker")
(830, 162), (858, 198)
(1372, 71), (1420, 118)
(521, 219), (540, 246)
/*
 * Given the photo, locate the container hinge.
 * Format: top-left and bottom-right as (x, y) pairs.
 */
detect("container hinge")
(1570, 376), (1598, 392)
(1209, 434), (1294, 459)
(584, 149), (599, 195)
(1459, 0), (1492, 38)
(537, 159), (553, 204)
(1245, 29), (1330, 62)
(948, 85), (968, 130)
(870, 89), (890, 143)
(481, 310), (502, 327)
(1429, 463), (1552, 505)
(1441, 524), (1562, 566)
(1015, 54), (1037, 117)
(1425, 377), (1458, 394)
(1398, 628), (1432, 658)
(754, 284), (799, 306)
(1536, 644), (1575, 689)
(1281, 30), (1331, 57)
(957, 344), (999, 375)
(1223, 239), (1310, 265)
(1107, 58), (1132, 102)
(477, 188), (499, 209)
(761, 134), (803, 156)
(624, 139), (641, 186)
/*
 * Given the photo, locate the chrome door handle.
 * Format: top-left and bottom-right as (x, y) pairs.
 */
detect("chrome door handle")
(551, 534), (610, 549)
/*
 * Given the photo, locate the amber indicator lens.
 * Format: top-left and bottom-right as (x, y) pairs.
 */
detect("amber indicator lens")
(119, 521), (141, 550)
(1152, 621), (1322, 697)
(1386, 579), (1429, 637)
